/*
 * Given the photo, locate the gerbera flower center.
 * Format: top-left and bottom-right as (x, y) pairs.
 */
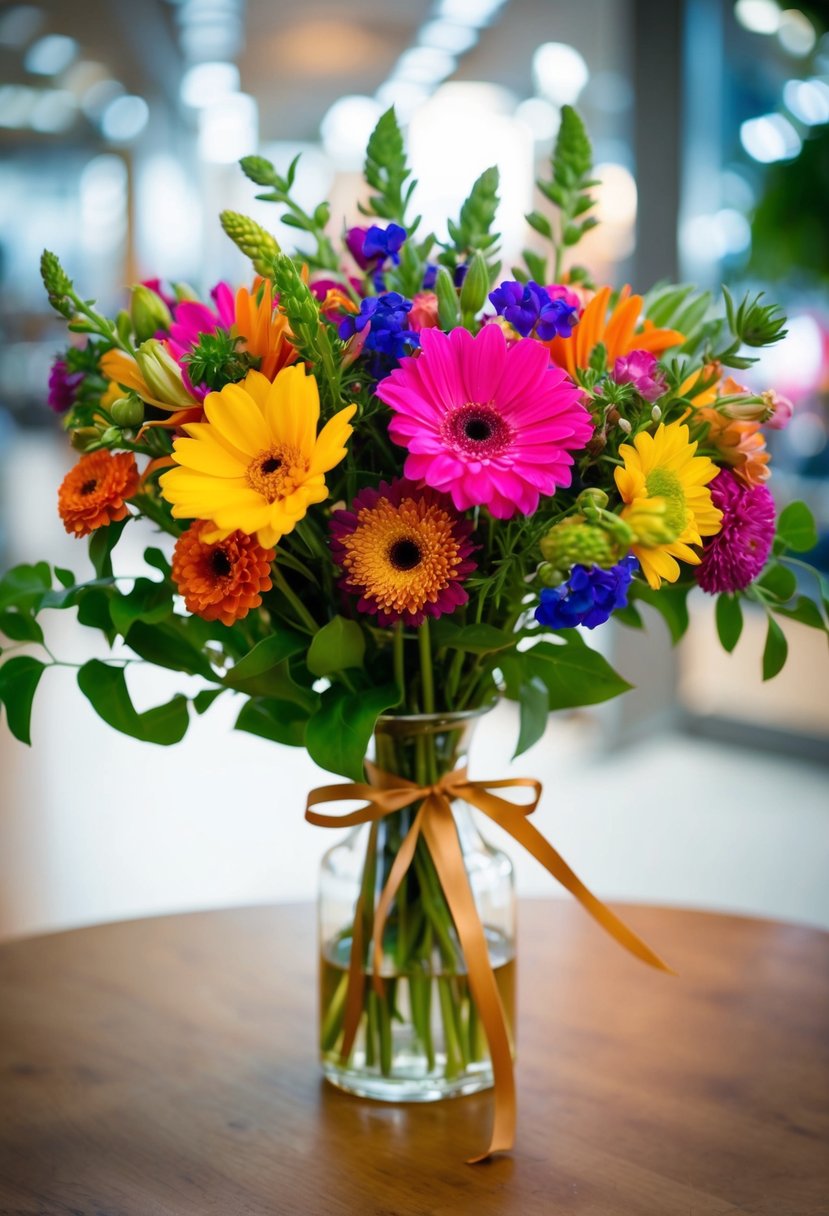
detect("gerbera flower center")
(389, 537), (422, 571)
(246, 445), (306, 503)
(444, 402), (512, 460)
(644, 469), (688, 536)
(210, 548), (232, 578)
(80, 479), (98, 496)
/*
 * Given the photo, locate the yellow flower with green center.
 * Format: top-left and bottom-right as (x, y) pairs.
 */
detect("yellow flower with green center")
(159, 367), (356, 547)
(614, 422), (722, 589)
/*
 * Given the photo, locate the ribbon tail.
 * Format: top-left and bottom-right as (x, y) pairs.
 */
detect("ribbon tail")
(469, 790), (675, 975)
(421, 799), (516, 1164)
(370, 805), (425, 997)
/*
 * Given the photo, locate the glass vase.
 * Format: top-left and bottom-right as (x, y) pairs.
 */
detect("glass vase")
(318, 707), (515, 1102)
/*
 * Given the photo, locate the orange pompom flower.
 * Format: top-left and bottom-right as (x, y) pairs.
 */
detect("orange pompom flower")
(171, 520), (275, 626)
(58, 450), (139, 538)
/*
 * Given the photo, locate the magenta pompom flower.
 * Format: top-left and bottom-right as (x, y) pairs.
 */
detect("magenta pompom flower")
(696, 467), (775, 594)
(330, 478), (476, 627)
(376, 325), (592, 519)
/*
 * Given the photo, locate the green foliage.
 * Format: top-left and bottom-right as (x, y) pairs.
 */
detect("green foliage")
(39, 249), (74, 318)
(775, 501), (818, 554)
(305, 683), (400, 780)
(89, 519), (129, 578)
(629, 581), (692, 644)
(525, 638), (632, 710)
(109, 579), (173, 635)
(715, 594), (743, 653)
(77, 660), (190, 745)
(307, 616), (365, 677)
(235, 156), (339, 271)
(431, 621), (515, 654)
(184, 329), (257, 392)
(434, 266), (461, 329)
(717, 288), (788, 369)
(762, 616), (788, 682)
(444, 166), (500, 271)
(500, 658), (549, 757)
(360, 108), (417, 227)
(235, 697), (310, 747)
(531, 105), (599, 280)
(749, 125), (829, 286)
(266, 253), (345, 414)
(0, 657), (46, 744)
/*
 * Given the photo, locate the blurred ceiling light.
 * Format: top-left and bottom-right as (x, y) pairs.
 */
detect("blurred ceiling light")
(63, 59), (109, 98)
(783, 77), (829, 125)
(680, 210), (750, 265)
(594, 163), (637, 225)
(375, 79), (431, 124)
(101, 94), (150, 142)
(0, 84), (37, 128)
(81, 78), (125, 121)
(392, 46), (456, 86)
(532, 42), (589, 106)
(24, 33), (78, 76)
(320, 94), (382, 167)
(740, 112), (801, 161)
(29, 88), (76, 133)
(734, 0), (781, 34)
(198, 91), (257, 163)
(750, 314), (824, 402)
(515, 96), (560, 142)
(435, 0), (505, 26)
(418, 19), (478, 54)
(276, 19), (386, 74)
(80, 154), (128, 253)
(777, 8), (816, 55)
(0, 4), (43, 49)
(180, 60), (239, 107)
(177, 0), (244, 59)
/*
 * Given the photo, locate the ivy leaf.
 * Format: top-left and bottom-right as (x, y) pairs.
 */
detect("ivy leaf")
(775, 502), (818, 554)
(307, 616), (365, 677)
(0, 656), (46, 744)
(235, 697), (311, 748)
(77, 660), (190, 745)
(762, 616), (789, 681)
(305, 684), (400, 780)
(715, 594), (743, 653)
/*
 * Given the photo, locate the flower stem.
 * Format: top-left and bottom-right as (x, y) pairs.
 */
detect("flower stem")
(272, 567), (319, 634)
(418, 619), (435, 714)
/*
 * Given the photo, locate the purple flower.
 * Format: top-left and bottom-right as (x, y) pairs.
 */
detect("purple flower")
(535, 556), (638, 629)
(489, 280), (578, 341)
(338, 292), (420, 362)
(345, 224), (407, 270)
(613, 350), (667, 403)
(48, 357), (84, 413)
(696, 468), (775, 594)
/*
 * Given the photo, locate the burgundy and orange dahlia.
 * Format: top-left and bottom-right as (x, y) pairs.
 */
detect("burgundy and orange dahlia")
(58, 450), (139, 538)
(172, 520), (275, 626)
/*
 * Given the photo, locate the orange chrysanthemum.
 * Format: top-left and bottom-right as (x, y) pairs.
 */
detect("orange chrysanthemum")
(545, 285), (685, 377)
(58, 450), (139, 538)
(234, 280), (296, 380)
(696, 408), (770, 487)
(171, 520), (275, 626)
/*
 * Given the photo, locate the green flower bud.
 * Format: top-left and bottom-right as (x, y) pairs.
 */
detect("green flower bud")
(537, 562), (565, 588)
(116, 309), (133, 345)
(220, 210), (281, 275)
(240, 155), (277, 188)
(435, 265), (460, 330)
(540, 515), (627, 573)
(40, 249), (74, 318)
(576, 487), (609, 513)
(110, 395), (145, 428)
(70, 427), (102, 451)
(98, 425), (122, 446)
(136, 338), (196, 408)
(459, 250), (490, 318)
(172, 281), (199, 303)
(130, 285), (172, 342)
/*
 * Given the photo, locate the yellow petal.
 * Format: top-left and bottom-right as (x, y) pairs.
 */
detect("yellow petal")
(204, 384), (269, 455)
(171, 434), (247, 478)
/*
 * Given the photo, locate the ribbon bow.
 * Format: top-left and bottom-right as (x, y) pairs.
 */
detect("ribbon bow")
(306, 764), (672, 1163)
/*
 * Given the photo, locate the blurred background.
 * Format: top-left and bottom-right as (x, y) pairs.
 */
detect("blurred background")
(1, 0), (827, 940)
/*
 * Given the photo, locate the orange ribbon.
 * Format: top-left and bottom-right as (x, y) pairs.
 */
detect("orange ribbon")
(306, 764), (673, 1163)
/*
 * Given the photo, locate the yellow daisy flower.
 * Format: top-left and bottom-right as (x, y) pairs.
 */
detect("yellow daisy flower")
(159, 366), (356, 547)
(614, 422), (722, 589)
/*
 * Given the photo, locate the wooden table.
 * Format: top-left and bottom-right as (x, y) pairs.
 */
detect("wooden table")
(1, 902), (827, 1215)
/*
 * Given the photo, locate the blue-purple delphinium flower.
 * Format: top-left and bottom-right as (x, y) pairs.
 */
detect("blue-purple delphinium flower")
(489, 280), (578, 341)
(48, 357), (84, 413)
(421, 263), (467, 291)
(338, 292), (420, 361)
(535, 556), (638, 630)
(345, 224), (407, 270)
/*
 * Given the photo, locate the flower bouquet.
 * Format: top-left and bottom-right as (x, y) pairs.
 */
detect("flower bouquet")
(2, 106), (826, 1161)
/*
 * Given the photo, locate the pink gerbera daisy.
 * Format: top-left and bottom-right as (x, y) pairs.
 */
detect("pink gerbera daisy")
(375, 325), (592, 519)
(696, 468), (775, 594)
(330, 478), (476, 627)
(166, 282), (235, 398)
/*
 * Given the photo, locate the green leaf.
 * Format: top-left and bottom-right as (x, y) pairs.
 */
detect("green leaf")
(501, 660), (549, 758)
(235, 697), (310, 747)
(776, 502), (818, 553)
(449, 165), (501, 261)
(193, 687), (225, 715)
(77, 588), (117, 637)
(307, 616), (365, 677)
(361, 108), (414, 226)
(77, 660), (190, 745)
(109, 578), (173, 635)
(758, 563), (797, 602)
(124, 620), (215, 680)
(762, 615), (788, 681)
(224, 630), (307, 688)
(39, 576), (115, 610)
(775, 596), (827, 632)
(431, 621), (515, 654)
(630, 581), (691, 644)
(715, 594), (743, 653)
(0, 610), (43, 644)
(88, 518), (129, 577)
(305, 684), (400, 780)
(435, 265), (461, 330)
(0, 656), (46, 744)
(0, 562), (51, 612)
(143, 547), (172, 576)
(525, 639), (632, 710)
(54, 566), (76, 588)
